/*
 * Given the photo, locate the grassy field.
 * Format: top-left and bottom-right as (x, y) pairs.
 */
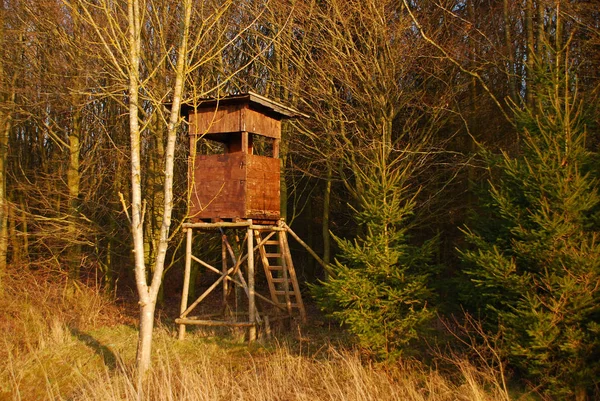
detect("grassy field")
(1, 271), (516, 401)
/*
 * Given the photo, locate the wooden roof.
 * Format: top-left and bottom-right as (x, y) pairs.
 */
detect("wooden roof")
(181, 91), (309, 120)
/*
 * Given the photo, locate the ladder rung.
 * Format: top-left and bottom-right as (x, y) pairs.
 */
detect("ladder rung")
(269, 266), (284, 271)
(265, 240), (279, 245)
(274, 290), (296, 296)
(273, 303), (300, 308)
(272, 278), (292, 283)
(266, 253), (281, 258)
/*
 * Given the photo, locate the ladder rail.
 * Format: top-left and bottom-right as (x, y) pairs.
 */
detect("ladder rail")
(255, 230), (280, 306)
(278, 230), (293, 315)
(281, 229), (307, 322)
(254, 224), (306, 322)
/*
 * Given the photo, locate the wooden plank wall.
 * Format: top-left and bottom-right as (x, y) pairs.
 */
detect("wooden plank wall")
(188, 153), (280, 221)
(245, 154), (280, 220)
(189, 153), (246, 220)
(241, 107), (281, 139)
(189, 105), (281, 139)
(189, 105), (242, 135)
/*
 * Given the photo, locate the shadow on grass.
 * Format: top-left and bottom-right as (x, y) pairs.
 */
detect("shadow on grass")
(69, 327), (118, 370)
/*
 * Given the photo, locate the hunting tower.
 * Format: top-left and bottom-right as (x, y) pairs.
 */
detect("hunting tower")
(177, 93), (322, 342)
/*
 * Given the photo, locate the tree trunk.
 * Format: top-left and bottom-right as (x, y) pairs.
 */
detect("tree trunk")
(20, 197), (27, 262)
(525, 0), (535, 107)
(127, 0), (151, 378)
(67, 107), (82, 290)
(321, 165), (332, 279)
(503, 0), (517, 103)
(554, 0), (563, 102)
(8, 202), (18, 263)
(0, 112), (9, 281)
(0, 5), (9, 285)
(149, 109), (166, 305)
(136, 299), (156, 388)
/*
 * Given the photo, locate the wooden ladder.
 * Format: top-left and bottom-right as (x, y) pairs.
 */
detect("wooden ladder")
(254, 228), (306, 323)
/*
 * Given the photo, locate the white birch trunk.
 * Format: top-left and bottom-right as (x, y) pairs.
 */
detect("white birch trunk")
(126, 0), (192, 381)
(126, 0), (152, 378)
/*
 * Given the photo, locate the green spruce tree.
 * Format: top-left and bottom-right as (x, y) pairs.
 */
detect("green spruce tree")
(460, 57), (600, 399)
(316, 145), (436, 358)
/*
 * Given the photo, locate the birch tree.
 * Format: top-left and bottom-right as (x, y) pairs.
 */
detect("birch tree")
(69, 0), (192, 376)
(69, 0), (267, 380)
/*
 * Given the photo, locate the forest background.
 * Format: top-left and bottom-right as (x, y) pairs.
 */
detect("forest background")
(1, 0), (599, 400)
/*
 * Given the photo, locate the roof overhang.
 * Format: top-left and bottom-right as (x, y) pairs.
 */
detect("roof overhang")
(180, 91), (309, 120)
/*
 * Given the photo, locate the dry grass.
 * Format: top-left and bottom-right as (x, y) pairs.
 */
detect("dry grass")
(69, 341), (513, 401)
(0, 269), (124, 359)
(0, 269), (126, 400)
(0, 270), (514, 401)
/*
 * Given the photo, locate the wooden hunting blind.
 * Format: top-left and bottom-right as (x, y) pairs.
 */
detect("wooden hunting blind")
(185, 92), (307, 222)
(177, 93), (324, 342)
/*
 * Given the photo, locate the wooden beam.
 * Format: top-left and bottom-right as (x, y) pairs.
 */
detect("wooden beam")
(247, 222), (256, 341)
(283, 222), (335, 278)
(241, 131), (249, 154)
(175, 318), (255, 327)
(191, 254), (219, 273)
(222, 235), (228, 308)
(273, 139), (280, 159)
(250, 224), (285, 231)
(181, 273), (226, 318)
(179, 228), (193, 340)
(183, 221), (251, 229)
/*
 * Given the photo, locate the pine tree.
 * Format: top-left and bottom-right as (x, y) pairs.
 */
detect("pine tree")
(460, 60), (600, 399)
(316, 147), (436, 358)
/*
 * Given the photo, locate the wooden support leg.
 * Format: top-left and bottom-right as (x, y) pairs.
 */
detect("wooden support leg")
(264, 315), (271, 340)
(179, 228), (193, 340)
(278, 230), (293, 316)
(222, 234), (228, 314)
(247, 221), (256, 342)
